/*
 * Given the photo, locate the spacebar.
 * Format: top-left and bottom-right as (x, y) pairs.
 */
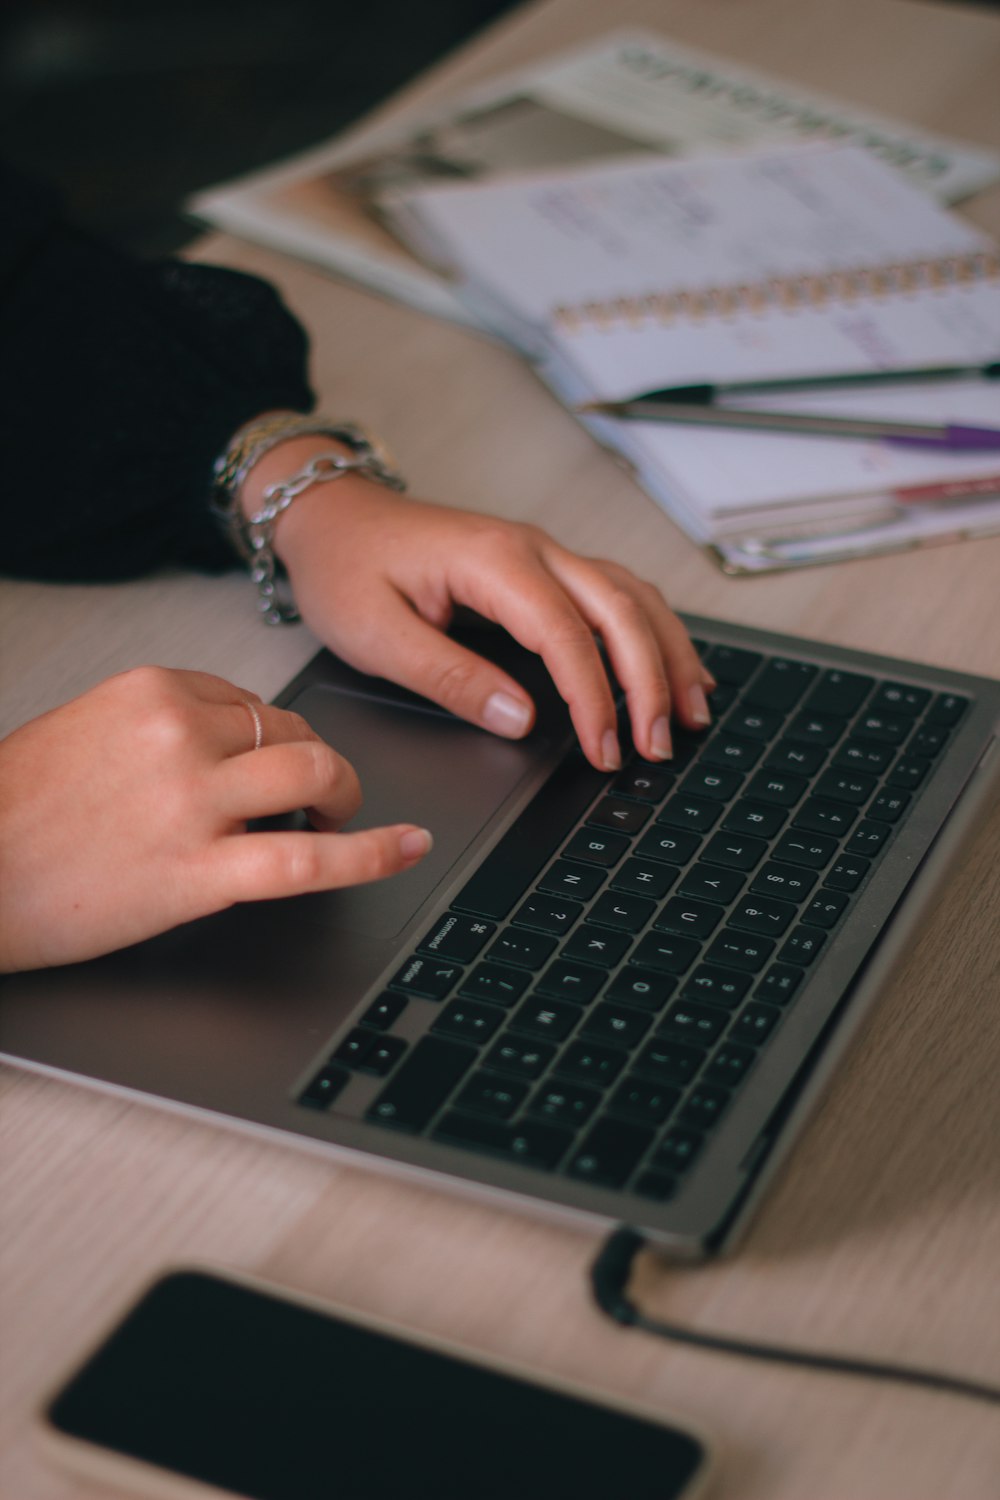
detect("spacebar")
(452, 755), (607, 920)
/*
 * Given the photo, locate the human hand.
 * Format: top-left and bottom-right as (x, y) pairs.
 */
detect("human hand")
(0, 667), (431, 971)
(260, 445), (714, 772)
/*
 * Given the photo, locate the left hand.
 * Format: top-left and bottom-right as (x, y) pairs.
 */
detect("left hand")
(246, 439), (714, 771)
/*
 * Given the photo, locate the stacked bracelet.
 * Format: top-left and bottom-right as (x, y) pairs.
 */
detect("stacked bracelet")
(211, 413), (406, 624)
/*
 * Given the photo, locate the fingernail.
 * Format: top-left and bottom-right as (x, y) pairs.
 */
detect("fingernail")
(689, 685), (712, 726)
(484, 691), (532, 738)
(650, 715), (673, 760)
(601, 729), (622, 771)
(701, 668), (718, 690)
(400, 828), (433, 862)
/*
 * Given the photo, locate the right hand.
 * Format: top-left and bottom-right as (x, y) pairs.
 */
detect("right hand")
(0, 666), (431, 972)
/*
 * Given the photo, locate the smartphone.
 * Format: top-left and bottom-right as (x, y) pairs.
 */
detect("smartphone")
(38, 1266), (712, 1500)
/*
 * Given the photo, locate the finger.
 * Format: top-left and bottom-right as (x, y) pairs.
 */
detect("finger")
(622, 576), (716, 732)
(210, 824), (433, 903)
(343, 591), (539, 742)
(218, 699), (323, 759)
(213, 740), (363, 828)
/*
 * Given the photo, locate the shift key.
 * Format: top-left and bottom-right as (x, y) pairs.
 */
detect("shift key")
(367, 1036), (475, 1132)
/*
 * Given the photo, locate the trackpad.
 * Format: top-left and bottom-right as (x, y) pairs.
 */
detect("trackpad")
(286, 684), (539, 938)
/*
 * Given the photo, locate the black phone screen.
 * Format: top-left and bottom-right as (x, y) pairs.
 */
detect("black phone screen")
(46, 1270), (706, 1500)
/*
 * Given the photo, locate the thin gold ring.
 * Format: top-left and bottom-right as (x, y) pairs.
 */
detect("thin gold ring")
(241, 698), (264, 751)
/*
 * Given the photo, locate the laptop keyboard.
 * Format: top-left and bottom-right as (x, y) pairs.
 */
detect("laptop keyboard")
(298, 640), (968, 1202)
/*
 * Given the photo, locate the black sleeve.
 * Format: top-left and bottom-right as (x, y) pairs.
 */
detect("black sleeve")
(0, 164), (315, 582)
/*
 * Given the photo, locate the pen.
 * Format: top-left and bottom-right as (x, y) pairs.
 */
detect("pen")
(577, 399), (1000, 449)
(601, 359), (1000, 406)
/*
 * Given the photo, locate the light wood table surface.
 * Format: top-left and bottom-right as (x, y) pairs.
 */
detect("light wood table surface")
(2, 2), (1000, 1496)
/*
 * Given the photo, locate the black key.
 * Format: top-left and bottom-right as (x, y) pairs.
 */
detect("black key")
(389, 955), (463, 1001)
(868, 789), (910, 823)
(454, 1072), (528, 1119)
(780, 926), (827, 966)
(538, 860), (606, 901)
(679, 965), (752, 1007)
(722, 800), (787, 839)
(613, 764), (674, 802)
(705, 1041), (756, 1089)
(432, 999), (504, 1045)
(793, 798), (857, 837)
(589, 890), (658, 932)
(484, 1037), (555, 1080)
(512, 893), (583, 936)
(705, 930), (775, 973)
(745, 769), (808, 807)
(801, 890), (849, 928)
(609, 1076), (681, 1126)
(654, 896), (722, 941)
(563, 827), (630, 866)
(367, 1036), (475, 1132)
(785, 708), (848, 748)
(657, 794), (721, 834)
(580, 1003), (653, 1050)
(587, 796), (652, 835)
(679, 1082), (731, 1130)
(805, 669), (874, 717)
(814, 768), (877, 804)
(772, 830), (837, 869)
(854, 711), (909, 745)
(845, 821), (891, 857)
(755, 964), (804, 1004)
(833, 739), (894, 773)
(418, 913), (496, 963)
(563, 926), (632, 968)
(555, 1040), (628, 1089)
(824, 854), (870, 892)
(300, 1064), (350, 1111)
(334, 1028), (376, 1068)
(764, 740), (826, 776)
(705, 644), (762, 684)
(612, 859), (678, 899)
(605, 968), (677, 1011)
(653, 1126), (705, 1176)
(731, 1002), (781, 1045)
(669, 730), (711, 772)
(487, 929), (557, 970)
(360, 992), (408, 1031)
(509, 997), (580, 1042)
(724, 705), (783, 741)
(678, 864), (745, 905)
(535, 960), (605, 1005)
(633, 1169), (679, 1201)
(634, 1038), (706, 1086)
(433, 1111), (572, 1170)
(909, 725), (949, 758)
(569, 1117), (655, 1188)
(453, 756), (606, 919)
(358, 1036), (408, 1077)
(632, 931), (701, 974)
(703, 683), (738, 715)
(927, 692), (968, 727)
(750, 862), (817, 903)
(702, 831), (768, 871)
(635, 827), (702, 865)
(870, 682), (930, 717)
(744, 658), (817, 712)
(701, 736), (763, 773)
(528, 1081), (602, 1129)
(886, 756), (931, 791)
(659, 1001), (728, 1046)
(459, 962), (530, 1007)
(729, 893), (796, 938)
(682, 765), (743, 802)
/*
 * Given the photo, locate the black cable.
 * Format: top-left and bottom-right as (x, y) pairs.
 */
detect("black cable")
(591, 1226), (1000, 1406)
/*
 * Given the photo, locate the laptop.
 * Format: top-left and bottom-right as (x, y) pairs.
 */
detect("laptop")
(1, 613), (997, 1260)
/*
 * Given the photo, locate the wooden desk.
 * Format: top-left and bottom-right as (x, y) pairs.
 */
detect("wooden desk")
(2, 2), (999, 1495)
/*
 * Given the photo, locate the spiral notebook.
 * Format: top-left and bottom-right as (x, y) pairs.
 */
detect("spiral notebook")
(383, 145), (1000, 570)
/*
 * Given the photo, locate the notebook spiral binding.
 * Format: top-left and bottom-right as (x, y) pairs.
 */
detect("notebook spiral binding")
(551, 248), (1000, 333)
